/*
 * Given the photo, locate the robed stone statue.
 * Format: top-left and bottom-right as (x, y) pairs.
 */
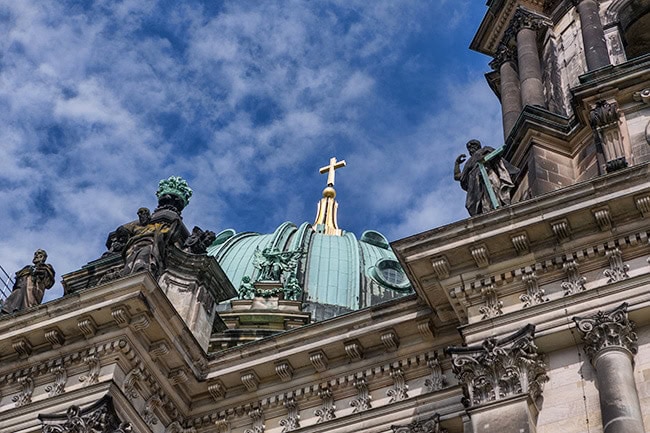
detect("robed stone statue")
(454, 139), (519, 216)
(1, 249), (55, 314)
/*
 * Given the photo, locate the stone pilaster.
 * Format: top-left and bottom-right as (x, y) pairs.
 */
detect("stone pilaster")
(508, 8), (548, 108)
(572, 0), (610, 71)
(589, 100), (627, 172)
(573, 303), (645, 433)
(447, 324), (548, 433)
(491, 44), (522, 138)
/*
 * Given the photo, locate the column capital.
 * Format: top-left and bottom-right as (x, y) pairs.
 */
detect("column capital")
(573, 303), (638, 364)
(446, 324), (548, 408)
(504, 7), (551, 42)
(571, 0), (601, 6)
(489, 44), (518, 71)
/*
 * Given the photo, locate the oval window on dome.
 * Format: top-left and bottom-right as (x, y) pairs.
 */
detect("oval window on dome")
(371, 258), (412, 292)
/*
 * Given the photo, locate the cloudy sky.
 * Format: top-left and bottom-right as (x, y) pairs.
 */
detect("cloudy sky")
(0, 0), (503, 301)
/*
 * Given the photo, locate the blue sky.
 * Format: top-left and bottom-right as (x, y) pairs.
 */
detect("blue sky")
(0, 1), (503, 301)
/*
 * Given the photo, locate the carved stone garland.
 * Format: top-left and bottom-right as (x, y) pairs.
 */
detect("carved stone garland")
(447, 325), (548, 408)
(391, 413), (448, 433)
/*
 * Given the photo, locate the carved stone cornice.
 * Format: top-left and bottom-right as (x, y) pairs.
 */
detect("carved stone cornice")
(573, 303), (638, 363)
(447, 324), (547, 408)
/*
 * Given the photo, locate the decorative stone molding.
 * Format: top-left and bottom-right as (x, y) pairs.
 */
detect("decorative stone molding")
(381, 329), (400, 352)
(39, 396), (132, 433)
(275, 360), (294, 382)
(315, 386), (336, 423)
(425, 356), (447, 392)
(447, 324), (548, 408)
(111, 306), (131, 328)
(635, 195), (650, 217)
(478, 285), (503, 319)
(309, 350), (328, 372)
(279, 398), (300, 432)
(12, 376), (34, 407)
(561, 259), (587, 296)
(123, 366), (144, 399)
(150, 340), (170, 359)
(431, 256), (450, 279)
(550, 219), (571, 242)
(573, 303), (638, 363)
(12, 337), (32, 358)
(387, 368), (409, 402)
(344, 339), (364, 361)
(244, 408), (265, 433)
(519, 271), (548, 308)
(44, 327), (65, 348)
(241, 371), (260, 391)
(77, 316), (98, 338)
(603, 247), (629, 283)
(168, 368), (189, 385)
(45, 365), (67, 397)
(470, 244), (490, 268)
(208, 379), (226, 401)
(79, 354), (100, 386)
(510, 232), (530, 254)
(350, 377), (372, 413)
(391, 413), (448, 433)
(592, 206), (612, 231)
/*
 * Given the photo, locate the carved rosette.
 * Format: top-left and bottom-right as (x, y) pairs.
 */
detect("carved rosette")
(391, 413), (448, 433)
(39, 396), (133, 433)
(447, 325), (548, 408)
(573, 303), (638, 363)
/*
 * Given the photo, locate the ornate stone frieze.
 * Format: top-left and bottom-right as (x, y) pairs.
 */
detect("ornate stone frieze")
(470, 244), (490, 268)
(519, 271), (548, 308)
(244, 408), (265, 433)
(279, 398), (300, 432)
(275, 360), (294, 382)
(39, 396), (133, 433)
(241, 371), (260, 391)
(350, 377), (372, 413)
(447, 325), (548, 408)
(478, 285), (503, 319)
(391, 413), (448, 433)
(344, 340), (364, 361)
(45, 365), (67, 397)
(431, 256), (450, 279)
(79, 354), (100, 386)
(309, 350), (328, 372)
(425, 357), (447, 392)
(13, 376), (34, 407)
(603, 247), (629, 283)
(561, 259), (587, 296)
(387, 368), (409, 402)
(315, 386), (336, 423)
(381, 329), (400, 352)
(573, 303), (638, 363)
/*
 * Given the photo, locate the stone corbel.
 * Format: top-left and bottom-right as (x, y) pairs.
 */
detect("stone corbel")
(478, 285), (503, 319)
(279, 397), (300, 432)
(519, 270), (548, 308)
(425, 355), (447, 392)
(314, 386), (336, 423)
(244, 408), (264, 433)
(350, 376), (372, 413)
(561, 259), (587, 296)
(603, 247), (629, 283)
(387, 367), (409, 402)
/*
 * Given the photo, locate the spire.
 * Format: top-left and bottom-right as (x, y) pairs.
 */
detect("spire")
(313, 157), (346, 236)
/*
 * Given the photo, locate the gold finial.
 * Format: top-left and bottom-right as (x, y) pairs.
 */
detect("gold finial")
(313, 156), (346, 236)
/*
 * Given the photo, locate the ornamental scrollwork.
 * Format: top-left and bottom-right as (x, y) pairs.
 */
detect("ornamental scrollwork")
(447, 324), (548, 407)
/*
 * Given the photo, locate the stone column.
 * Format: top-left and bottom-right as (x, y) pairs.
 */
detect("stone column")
(574, 303), (645, 433)
(491, 44), (522, 138)
(510, 9), (547, 108)
(573, 0), (610, 71)
(447, 324), (548, 433)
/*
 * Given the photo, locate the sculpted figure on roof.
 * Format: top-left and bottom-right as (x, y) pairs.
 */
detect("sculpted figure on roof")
(253, 248), (303, 282)
(454, 139), (519, 216)
(1, 249), (55, 314)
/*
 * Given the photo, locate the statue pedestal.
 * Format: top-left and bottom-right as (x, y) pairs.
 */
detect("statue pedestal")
(159, 246), (236, 351)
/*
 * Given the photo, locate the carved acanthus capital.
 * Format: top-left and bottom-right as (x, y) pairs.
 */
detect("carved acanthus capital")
(590, 100), (619, 131)
(39, 396), (133, 433)
(504, 7), (551, 42)
(447, 324), (548, 407)
(573, 303), (638, 363)
(391, 413), (448, 433)
(489, 44), (518, 70)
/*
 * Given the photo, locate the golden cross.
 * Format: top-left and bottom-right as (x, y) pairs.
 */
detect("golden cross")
(319, 157), (346, 187)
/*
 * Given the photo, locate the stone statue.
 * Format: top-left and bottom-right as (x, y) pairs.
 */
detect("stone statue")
(454, 139), (519, 216)
(282, 272), (302, 301)
(182, 226), (216, 254)
(1, 249), (55, 314)
(238, 276), (255, 299)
